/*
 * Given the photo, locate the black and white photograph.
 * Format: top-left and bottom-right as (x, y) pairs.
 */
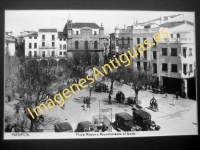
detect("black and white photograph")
(4, 10), (197, 139)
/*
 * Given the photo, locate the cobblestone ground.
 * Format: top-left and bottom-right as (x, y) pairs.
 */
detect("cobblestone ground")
(44, 81), (197, 135)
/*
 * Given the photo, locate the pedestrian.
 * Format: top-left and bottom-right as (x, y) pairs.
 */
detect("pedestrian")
(150, 95), (156, 110)
(108, 93), (111, 104)
(87, 96), (91, 108)
(83, 97), (87, 111)
(173, 91), (178, 106)
(122, 93), (125, 104)
(154, 100), (159, 112)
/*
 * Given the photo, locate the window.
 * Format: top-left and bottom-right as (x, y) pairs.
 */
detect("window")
(122, 37), (124, 44)
(137, 38), (140, 45)
(183, 47), (187, 58)
(60, 38), (62, 41)
(63, 44), (66, 50)
(189, 48), (192, 56)
(60, 44), (62, 50)
(153, 38), (157, 47)
(143, 62), (147, 71)
(42, 42), (45, 47)
(137, 61), (140, 71)
(144, 50), (147, 59)
(29, 43), (32, 49)
(76, 31), (79, 35)
(171, 64), (177, 72)
(171, 48), (177, 56)
(34, 51), (37, 57)
(42, 35), (45, 40)
(171, 34), (173, 38)
(137, 49), (140, 59)
(28, 51), (32, 57)
(75, 41), (79, 49)
(153, 63), (157, 73)
(64, 38), (66, 41)
(190, 64), (193, 72)
(52, 35), (55, 40)
(34, 43), (37, 49)
(177, 34), (180, 38)
(94, 31), (97, 35)
(153, 51), (157, 60)
(52, 51), (55, 57)
(29, 37), (32, 39)
(34, 37), (37, 39)
(128, 37), (130, 44)
(162, 63), (168, 71)
(143, 38), (147, 47)
(183, 64), (187, 75)
(162, 48), (167, 56)
(42, 51), (45, 57)
(52, 42), (55, 47)
(85, 41), (88, 49)
(59, 51), (62, 55)
(94, 41), (98, 49)
(64, 52), (67, 56)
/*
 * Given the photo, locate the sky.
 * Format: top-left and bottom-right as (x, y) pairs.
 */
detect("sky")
(5, 10), (195, 36)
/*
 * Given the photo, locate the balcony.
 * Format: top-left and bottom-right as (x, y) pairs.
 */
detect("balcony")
(39, 46), (57, 49)
(133, 28), (159, 34)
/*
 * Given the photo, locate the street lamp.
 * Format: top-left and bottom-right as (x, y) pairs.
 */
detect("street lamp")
(88, 83), (94, 98)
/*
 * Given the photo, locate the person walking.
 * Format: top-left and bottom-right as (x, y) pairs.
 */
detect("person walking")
(87, 96), (91, 108)
(108, 93), (112, 104)
(173, 91), (178, 106)
(83, 97), (87, 111)
(155, 100), (159, 112)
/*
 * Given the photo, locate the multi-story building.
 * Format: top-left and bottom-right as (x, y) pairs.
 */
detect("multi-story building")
(110, 16), (195, 99)
(63, 19), (105, 66)
(5, 32), (16, 56)
(159, 20), (195, 98)
(24, 29), (67, 61)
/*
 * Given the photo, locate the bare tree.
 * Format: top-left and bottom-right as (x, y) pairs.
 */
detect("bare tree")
(12, 59), (62, 132)
(124, 67), (157, 102)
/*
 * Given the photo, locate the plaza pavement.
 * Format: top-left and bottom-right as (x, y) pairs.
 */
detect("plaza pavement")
(45, 81), (198, 135)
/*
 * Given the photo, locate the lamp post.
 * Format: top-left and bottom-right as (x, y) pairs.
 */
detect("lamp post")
(98, 100), (100, 121)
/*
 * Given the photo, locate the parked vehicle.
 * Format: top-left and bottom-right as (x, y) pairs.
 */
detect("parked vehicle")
(127, 97), (136, 105)
(54, 122), (73, 132)
(114, 112), (141, 131)
(75, 121), (95, 132)
(132, 110), (160, 131)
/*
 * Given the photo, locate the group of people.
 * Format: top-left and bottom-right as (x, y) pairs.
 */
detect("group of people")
(116, 91), (125, 103)
(150, 96), (159, 112)
(82, 96), (91, 111)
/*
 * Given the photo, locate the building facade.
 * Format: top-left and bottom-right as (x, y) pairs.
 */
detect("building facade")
(63, 20), (105, 66)
(24, 29), (67, 61)
(110, 17), (195, 98)
(5, 32), (16, 56)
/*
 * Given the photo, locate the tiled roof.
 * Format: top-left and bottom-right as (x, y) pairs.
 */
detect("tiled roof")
(38, 29), (57, 32)
(24, 32), (38, 37)
(58, 32), (67, 38)
(160, 20), (194, 28)
(72, 23), (100, 29)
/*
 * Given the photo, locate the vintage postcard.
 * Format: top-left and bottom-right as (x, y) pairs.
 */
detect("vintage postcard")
(4, 10), (197, 139)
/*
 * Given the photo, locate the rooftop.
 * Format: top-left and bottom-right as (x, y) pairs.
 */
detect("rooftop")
(71, 23), (100, 29)
(38, 28), (57, 32)
(58, 32), (67, 38)
(160, 20), (194, 28)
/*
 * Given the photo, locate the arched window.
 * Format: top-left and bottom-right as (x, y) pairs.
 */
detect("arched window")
(94, 41), (98, 49)
(122, 37), (124, 44)
(85, 41), (88, 49)
(75, 41), (79, 49)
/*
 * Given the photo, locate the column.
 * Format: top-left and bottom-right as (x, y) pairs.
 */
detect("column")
(182, 79), (188, 98)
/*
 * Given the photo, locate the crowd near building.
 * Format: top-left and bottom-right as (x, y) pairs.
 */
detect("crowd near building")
(6, 14), (196, 99)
